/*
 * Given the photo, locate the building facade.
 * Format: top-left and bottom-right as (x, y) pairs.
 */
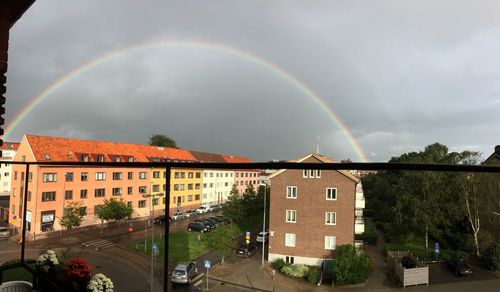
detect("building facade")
(268, 153), (360, 266)
(0, 142), (19, 195)
(482, 145), (500, 244)
(201, 170), (234, 205)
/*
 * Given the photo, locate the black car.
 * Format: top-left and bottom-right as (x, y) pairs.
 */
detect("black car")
(154, 215), (170, 224)
(195, 220), (216, 230)
(185, 210), (198, 218)
(236, 242), (258, 257)
(187, 222), (209, 233)
(209, 216), (228, 225)
(400, 256), (417, 269)
(214, 215), (231, 224)
(203, 218), (220, 227)
(446, 259), (472, 277)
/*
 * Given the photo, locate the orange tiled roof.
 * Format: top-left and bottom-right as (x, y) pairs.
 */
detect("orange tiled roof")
(0, 142), (20, 151)
(221, 154), (252, 163)
(26, 135), (196, 162)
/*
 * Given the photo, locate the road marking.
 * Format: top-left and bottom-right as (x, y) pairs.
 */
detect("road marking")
(82, 239), (114, 250)
(192, 273), (204, 287)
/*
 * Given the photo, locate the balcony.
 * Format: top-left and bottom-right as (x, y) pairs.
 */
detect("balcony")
(355, 218), (365, 234)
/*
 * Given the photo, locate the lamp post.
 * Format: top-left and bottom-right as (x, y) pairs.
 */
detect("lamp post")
(259, 182), (267, 267)
(143, 185), (161, 292)
(60, 172), (67, 236)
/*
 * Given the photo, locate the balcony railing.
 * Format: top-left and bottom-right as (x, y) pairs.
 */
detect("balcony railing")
(0, 160), (498, 291)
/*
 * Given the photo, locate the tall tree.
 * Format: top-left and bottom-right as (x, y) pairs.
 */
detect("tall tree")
(96, 198), (133, 237)
(148, 134), (178, 148)
(206, 227), (234, 265)
(59, 201), (85, 232)
(222, 185), (245, 223)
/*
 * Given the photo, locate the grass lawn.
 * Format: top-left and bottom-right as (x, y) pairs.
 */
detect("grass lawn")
(1, 263), (35, 283)
(127, 215), (261, 263)
(385, 236), (436, 260)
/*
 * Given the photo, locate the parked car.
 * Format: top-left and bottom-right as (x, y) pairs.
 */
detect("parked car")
(236, 242), (258, 257)
(195, 219), (216, 230)
(187, 222), (209, 233)
(256, 231), (269, 243)
(208, 216), (228, 225)
(0, 227), (9, 240)
(446, 259), (472, 277)
(185, 210), (198, 218)
(153, 215), (170, 225)
(202, 218), (220, 227)
(400, 256), (417, 269)
(171, 212), (186, 221)
(214, 215), (231, 224)
(196, 206), (210, 214)
(171, 262), (197, 285)
(210, 204), (222, 211)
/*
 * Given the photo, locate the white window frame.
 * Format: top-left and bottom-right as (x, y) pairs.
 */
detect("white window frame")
(316, 169), (321, 178)
(303, 169), (308, 178)
(325, 236), (336, 250)
(95, 172), (106, 181)
(325, 212), (336, 225)
(285, 233), (296, 247)
(42, 173), (57, 182)
(309, 169), (314, 177)
(326, 188), (337, 200)
(286, 186), (297, 199)
(286, 210), (296, 223)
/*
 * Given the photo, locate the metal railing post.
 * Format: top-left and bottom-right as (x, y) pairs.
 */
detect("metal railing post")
(164, 165), (171, 292)
(21, 163), (30, 264)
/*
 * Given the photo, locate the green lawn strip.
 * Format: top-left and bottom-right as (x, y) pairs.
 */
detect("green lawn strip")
(127, 215), (262, 264)
(385, 236), (435, 260)
(1, 264), (35, 283)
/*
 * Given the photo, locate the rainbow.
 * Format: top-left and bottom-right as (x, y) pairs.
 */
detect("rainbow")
(3, 39), (368, 162)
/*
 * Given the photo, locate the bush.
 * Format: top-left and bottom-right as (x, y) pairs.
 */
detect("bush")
(281, 264), (309, 278)
(332, 245), (372, 285)
(271, 258), (286, 271)
(306, 266), (321, 284)
(482, 244), (500, 271)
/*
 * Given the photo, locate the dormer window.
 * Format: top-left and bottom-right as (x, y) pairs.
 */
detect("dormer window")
(44, 154), (51, 160)
(97, 155), (104, 162)
(114, 157), (121, 162)
(82, 155), (89, 162)
(128, 157), (134, 162)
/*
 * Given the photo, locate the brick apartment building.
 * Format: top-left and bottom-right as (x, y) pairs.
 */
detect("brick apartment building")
(268, 153), (362, 266)
(483, 145), (500, 244)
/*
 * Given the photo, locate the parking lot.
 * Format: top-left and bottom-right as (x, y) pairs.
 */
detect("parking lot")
(429, 261), (499, 285)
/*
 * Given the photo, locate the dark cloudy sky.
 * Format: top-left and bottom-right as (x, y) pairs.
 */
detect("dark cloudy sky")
(4, 0), (500, 162)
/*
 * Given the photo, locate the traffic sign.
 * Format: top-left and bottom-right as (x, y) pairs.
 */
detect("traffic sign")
(204, 259), (212, 269)
(246, 231), (250, 236)
(152, 243), (159, 257)
(435, 242), (440, 254)
(246, 239), (250, 244)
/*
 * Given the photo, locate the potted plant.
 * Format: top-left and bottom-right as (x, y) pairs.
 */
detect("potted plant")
(87, 273), (114, 292)
(64, 257), (92, 291)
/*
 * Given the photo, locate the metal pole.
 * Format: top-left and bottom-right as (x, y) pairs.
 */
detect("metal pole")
(61, 172), (67, 236)
(164, 166), (171, 292)
(261, 184), (266, 267)
(21, 164), (30, 263)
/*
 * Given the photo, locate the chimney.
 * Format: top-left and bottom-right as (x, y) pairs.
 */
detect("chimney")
(495, 145), (500, 154)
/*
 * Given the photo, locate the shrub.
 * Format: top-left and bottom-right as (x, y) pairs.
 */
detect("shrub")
(271, 258), (286, 271)
(306, 266), (321, 284)
(281, 264), (309, 278)
(64, 257), (91, 281)
(332, 245), (372, 285)
(482, 244), (500, 271)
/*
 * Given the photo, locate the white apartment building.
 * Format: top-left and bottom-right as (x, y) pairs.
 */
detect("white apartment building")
(201, 170), (235, 205)
(0, 142), (20, 196)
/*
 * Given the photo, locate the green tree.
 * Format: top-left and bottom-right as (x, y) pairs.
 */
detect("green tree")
(59, 201), (85, 232)
(148, 134), (178, 148)
(206, 227), (234, 265)
(332, 245), (372, 285)
(222, 185), (245, 223)
(96, 198), (133, 237)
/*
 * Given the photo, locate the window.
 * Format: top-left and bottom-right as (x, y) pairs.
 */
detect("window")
(153, 171), (160, 178)
(112, 188), (122, 196)
(225, 182), (228, 187)
(153, 184), (160, 192)
(80, 189), (88, 199)
(286, 186), (297, 199)
(12, 188), (16, 197)
(174, 172), (180, 179)
(139, 186), (147, 193)
(44, 154), (51, 160)
(195, 183), (200, 190)
(187, 195), (193, 202)
(286, 210), (296, 223)
(139, 172), (147, 179)
(285, 233), (296, 247)
(13, 171), (17, 180)
(65, 172), (74, 182)
(112, 172), (123, 180)
(209, 183), (213, 188)
(81, 172), (88, 181)
(153, 198), (159, 205)
(65, 190), (73, 200)
(210, 173), (213, 178)
(316, 170), (321, 178)
(128, 187), (133, 195)
(27, 191), (32, 202)
(163, 198), (166, 204)
(11, 204), (15, 215)
(127, 201), (132, 208)
(94, 188), (105, 197)
(95, 172), (106, 181)
(97, 155), (104, 162)
(309, 169), (314, 177)
(28, 172), (33, 182)
(326, 188), (337, 200)
(174, 184), (179, 191)
(203, 183), (207, 188)
(114, 156), (121, 162)
(163, 171), (167, 178)
(81, 155), (89, 162)
(188, 172), (193, 178)
(195, 194), (200, 200)
(188, 184), (193, 190)
(128, 157), (134, 162)
(325, 236), (336, 250)
(325, 212), (336, 225)
(138, 200), (146, 208)
(179, 184), (185, 191)
(195, 173), (201, 178)
(285, 256), (295, 264)
(43, 173), (57, 182)
(42, 192), (56, 201)
(180, 172), (185, 178)
(79, 207), (87, 216)
(128, 172), (133, 180)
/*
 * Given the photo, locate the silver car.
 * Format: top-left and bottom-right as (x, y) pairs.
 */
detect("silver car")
(0, 227), (10, 240)
(171, 262), (196, 285)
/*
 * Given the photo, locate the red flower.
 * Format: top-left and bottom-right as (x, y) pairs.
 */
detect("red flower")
(64, 257), (92, 281)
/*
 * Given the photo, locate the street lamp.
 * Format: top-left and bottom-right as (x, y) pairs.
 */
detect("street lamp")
(60, 172), (68, 236)
(143, 187), (162, 292)
(259, 182), (267, 267)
